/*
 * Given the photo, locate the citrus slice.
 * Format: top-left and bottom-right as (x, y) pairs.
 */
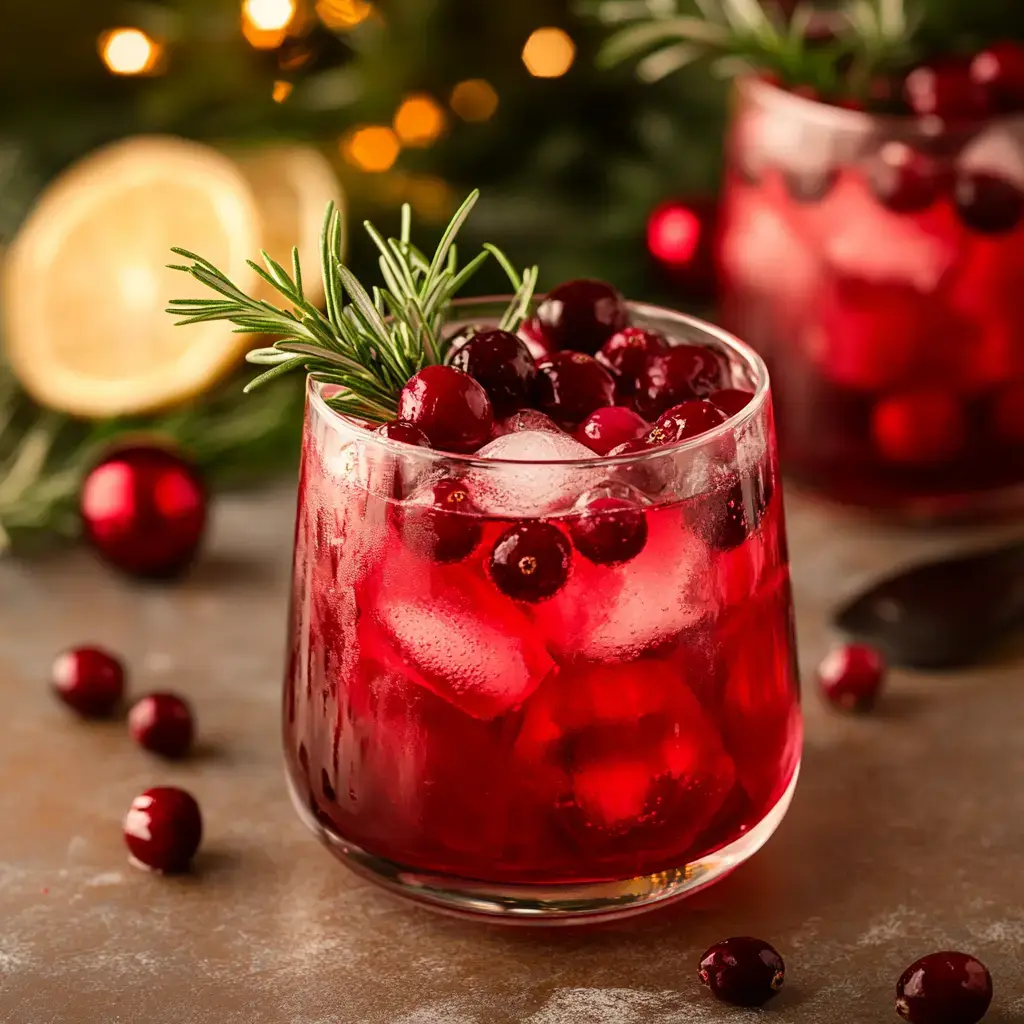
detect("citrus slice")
(229, 143), (344, 308)
(3, 135), (261, 418)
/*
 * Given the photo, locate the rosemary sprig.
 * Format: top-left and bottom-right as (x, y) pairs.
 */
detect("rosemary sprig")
(590, 0), (918, 94)
(167, 190), (538, 423)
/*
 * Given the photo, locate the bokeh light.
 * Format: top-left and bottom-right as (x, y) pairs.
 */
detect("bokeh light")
(242, 0), (296, 31)
(449, 79), (499, 122)
(316, 0), (373, 30)
(99, 28), (162, 76)
(646, 203), (701, 266)
(272, 80), (294, 103)
(393, 94), (446, 147)
(341, 126), (401, 172)
(522, 27), (575, 78)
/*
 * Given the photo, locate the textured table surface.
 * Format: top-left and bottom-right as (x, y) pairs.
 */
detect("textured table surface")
(2, 485), (1023, 1024)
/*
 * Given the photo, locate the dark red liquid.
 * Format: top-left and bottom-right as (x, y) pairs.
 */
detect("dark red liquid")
(283, 405), (800, 886)
(718, 94), (1024, 514)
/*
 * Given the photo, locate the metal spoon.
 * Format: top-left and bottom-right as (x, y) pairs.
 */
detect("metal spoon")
(833, 541), (1024, 670)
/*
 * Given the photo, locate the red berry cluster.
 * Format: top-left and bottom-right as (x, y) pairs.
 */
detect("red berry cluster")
(759, 43), (1024, 233)
(51, 645), (201, 874)
(377, 278), (756, 602)
(699, 937), (992, 1024)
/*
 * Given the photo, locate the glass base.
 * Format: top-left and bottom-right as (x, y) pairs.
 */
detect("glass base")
(287, 765), (800, 925)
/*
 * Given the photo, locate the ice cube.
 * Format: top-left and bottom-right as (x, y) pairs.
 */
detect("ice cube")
(361, 554), (556, 720)
(819, 174), (958, 292)
(493, 410), (562, 436)
(470, 430), (601, 517)
(958, 121), (1024, 189)
(539, 509), (717, 662)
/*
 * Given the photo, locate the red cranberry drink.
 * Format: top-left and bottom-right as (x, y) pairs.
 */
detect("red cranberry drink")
(719, 69), (1024, 516)
(169, 193), (801, 920)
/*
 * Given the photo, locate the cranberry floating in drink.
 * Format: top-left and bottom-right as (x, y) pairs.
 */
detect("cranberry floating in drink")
(169, 191), (800, 921)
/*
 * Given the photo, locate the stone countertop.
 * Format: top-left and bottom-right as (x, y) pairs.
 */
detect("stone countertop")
(1, 486), (1023, 1024)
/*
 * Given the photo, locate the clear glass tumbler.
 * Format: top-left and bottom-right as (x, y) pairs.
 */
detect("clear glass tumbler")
(283, 298), (801, 922)
(718, 76), (1024, 517)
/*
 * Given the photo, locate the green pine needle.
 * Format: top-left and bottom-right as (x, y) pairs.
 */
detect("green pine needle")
(167, 190), (539, 424)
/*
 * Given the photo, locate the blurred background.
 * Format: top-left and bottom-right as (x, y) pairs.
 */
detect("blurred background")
(0, 0), (728, 553)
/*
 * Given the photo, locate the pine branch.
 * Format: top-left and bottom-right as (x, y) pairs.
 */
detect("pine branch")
(167, 191), (537, 424)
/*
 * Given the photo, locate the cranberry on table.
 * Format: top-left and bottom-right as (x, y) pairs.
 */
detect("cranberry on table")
(633, 345), (727, 420)
(448, 329), (537, 416)
(871, 390), (965, 465)
(971, 42), (1024, 113)
(698, 936), (785, 1007)
(375, 420), (431, 447)
(535, 279), (627, 355)
(709, 388), (755, 418)
(896, 951), (992, 1024)
(569, 496), (648, 566)
(52, 646), (125, 718)
(534, 351), (616, 426)
(596, 327), (668, 396)
(397, 365), (493, 454)
(817, 644), (886, 712)
(903, 59), (990, 121)
(489, 521), (571, 602)
(124, 786), (202, 874)
(400, 478), (483, 563)
(128, 692), (195, 758)
(575, 406), (649, 456)
(866, 142), (950, 214)
(80, 445), (206, 579)
(954, 172), (1024, 235)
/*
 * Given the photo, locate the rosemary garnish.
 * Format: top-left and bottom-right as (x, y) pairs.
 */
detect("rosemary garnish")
(167, 190), (538, 423)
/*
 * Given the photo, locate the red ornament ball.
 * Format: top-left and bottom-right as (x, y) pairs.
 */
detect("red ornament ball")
(646, 197), (718, 300)
(80, 445), (207, 579)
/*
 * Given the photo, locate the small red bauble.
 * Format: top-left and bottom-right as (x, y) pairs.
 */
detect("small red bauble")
(80, 445), (207, 579)
(646, 198), (718, 301)
(128, 692), (195, 758)
(52, 646), (126, 718)
(124, 786), (203, 873)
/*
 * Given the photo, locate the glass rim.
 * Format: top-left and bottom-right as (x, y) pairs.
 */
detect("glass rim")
(738, 73), (1012, 137)
(307, 296), (771, 469)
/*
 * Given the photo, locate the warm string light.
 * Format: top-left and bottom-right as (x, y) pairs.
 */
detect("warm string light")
(393, 94), (446, 147)
(341, 126), (400, 172)
(522, 27), (576, 78)
(449, 79), (499, 122)
(272, 80), (294, 103)
(241, 0), (295, 48)
(98, 28), (163, 76)
(316, 0), (373, 30)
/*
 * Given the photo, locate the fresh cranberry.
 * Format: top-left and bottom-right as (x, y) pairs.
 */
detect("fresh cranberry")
(128, 692), (195, 757)
(448, 329), (537, 416)
(569, 496), (648, 565)
(633, 346), (727, 420)
(375, 419), (431, 447)
(534, 351), (616, 425)
(575, 406), (649, 455)
(124, 787), (202, 873)
(651, 400), (726, 444)
(702, 467), (774, 551)
(971, 41), (1024, 113)
(400, 478), (482, 563)
(698, 937), (785, 1007)
(709, 388), (755, 418)
(872, 390), (965, 464)
(397, 365), (493, 454)
(535, 279), (627, 355)
(866, 142), (950, 213)
(518, 317), (556, 361)
(596, 327), (668, 397)
(52, 646), (125, 718)
(955, 172), (1024, 234)
(495, 409), (562, 436)
(896, 951), (992, 1024)
(489, 521), (571, 602)
(903, 59), (990, 121)
(817, 644), (886, 712)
